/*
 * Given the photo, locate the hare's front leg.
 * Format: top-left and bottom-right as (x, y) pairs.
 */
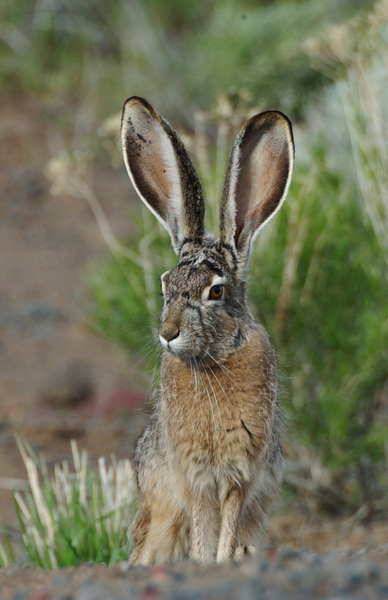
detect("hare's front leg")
(216, 485), (245, 563)
(129, 503), (152, 565)
(190, 491), (219, 563)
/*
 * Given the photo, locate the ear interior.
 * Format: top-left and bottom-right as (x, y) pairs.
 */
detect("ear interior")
(121, 98), (182, 237)
(236, 119), (292, 240)
(121, 97), (205, 254)
(220, 111), (294, 261)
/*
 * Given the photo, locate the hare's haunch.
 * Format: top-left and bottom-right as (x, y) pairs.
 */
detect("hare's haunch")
(121, 97), (294, 564)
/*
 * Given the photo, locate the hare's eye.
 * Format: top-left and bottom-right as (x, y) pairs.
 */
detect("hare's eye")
(208, 284), (224, 301)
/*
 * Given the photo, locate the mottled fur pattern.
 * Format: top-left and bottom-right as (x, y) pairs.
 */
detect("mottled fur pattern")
(121, 97), (294, 564)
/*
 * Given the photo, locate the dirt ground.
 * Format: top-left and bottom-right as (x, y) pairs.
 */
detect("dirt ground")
(0, 97), (387, 598)
(1, 549), (388, 600)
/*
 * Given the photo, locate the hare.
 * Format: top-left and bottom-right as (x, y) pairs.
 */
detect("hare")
(121, 96), (294, 565)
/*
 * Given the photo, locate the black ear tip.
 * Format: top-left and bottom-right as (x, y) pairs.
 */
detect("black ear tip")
(273, 111), (294, 138)
(246, 109), (291, 132)
(123, 96), (154, 113)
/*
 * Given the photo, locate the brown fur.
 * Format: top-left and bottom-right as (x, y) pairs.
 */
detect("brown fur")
(120, 97), (294, 564)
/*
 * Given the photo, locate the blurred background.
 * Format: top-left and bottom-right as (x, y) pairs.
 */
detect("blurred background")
(0, 0), (387, 558)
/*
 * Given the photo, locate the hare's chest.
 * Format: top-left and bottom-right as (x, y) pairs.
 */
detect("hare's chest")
(163, 395), (256, 486)
(160, 341), (274, 485)
(180, 420), (254, 487)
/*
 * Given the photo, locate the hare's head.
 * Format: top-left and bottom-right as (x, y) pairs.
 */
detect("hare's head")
(121, 97), (294, 362)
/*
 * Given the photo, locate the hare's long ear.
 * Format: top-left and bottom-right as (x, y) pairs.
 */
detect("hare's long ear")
(219, 110), (294, 273)
(121, 96), (205, 255)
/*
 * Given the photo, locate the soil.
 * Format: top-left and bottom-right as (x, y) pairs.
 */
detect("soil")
(0, 97), (387, 599)
(1, 549), (388, 600)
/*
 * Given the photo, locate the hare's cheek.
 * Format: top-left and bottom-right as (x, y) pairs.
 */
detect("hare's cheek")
(205, 308), (235, 345)
(179, 321), (206, 355)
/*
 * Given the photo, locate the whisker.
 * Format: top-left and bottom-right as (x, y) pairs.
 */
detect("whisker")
(203, 350), (236, 384)
(189, 357), (211, 447)
(203, 359), (233, 414)
(195, 357), (218, 434)
(198, 356), (223, 432)
(203, 349), (249, 395)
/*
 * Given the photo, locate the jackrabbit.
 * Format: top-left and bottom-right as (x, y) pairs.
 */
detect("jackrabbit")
(121, 96), (294, 564)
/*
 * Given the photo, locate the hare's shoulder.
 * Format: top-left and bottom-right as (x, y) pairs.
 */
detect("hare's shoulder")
(227, 324), (276, 383)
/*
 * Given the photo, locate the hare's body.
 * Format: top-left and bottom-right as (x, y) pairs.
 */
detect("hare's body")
(131, 325), (283, 564)
(121, 97), (294, 564)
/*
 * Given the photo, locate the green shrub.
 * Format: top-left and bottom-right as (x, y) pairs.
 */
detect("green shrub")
(250, 149), (388, 497)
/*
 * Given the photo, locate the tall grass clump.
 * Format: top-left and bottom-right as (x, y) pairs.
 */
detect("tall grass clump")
(305, 0), (388, 263)
(0, 440), (136, 568)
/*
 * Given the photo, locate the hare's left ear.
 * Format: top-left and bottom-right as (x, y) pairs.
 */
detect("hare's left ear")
(121, 96), (205, 255)
(219, 110), (294, 272)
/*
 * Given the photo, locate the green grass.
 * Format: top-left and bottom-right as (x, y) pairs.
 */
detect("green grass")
(0, 524), (16, 568)
(0, 440), (136, 568)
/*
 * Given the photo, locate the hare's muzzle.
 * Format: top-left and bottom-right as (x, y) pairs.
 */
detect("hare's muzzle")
(159, 321), (180, 349)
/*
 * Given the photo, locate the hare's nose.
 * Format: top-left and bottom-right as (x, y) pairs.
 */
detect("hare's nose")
(159, 321), (180, 343)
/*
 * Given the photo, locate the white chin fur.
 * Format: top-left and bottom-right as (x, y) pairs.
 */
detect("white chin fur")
(159, 335), (169, 349)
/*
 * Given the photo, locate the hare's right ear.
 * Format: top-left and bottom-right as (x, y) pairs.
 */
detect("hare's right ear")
(121, 97), (205, 255)
(219, 110), (294, 274)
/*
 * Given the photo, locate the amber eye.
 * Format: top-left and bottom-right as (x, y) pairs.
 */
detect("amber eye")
(208, 284), (224, 301)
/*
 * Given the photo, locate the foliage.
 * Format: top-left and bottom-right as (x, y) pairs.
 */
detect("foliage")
(0, 525), (16, 568)
(250, 152), (388, 505)
(0, 440), (136, 568)
(306, 0), (388, 262)
(0, 0), (374, 120)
